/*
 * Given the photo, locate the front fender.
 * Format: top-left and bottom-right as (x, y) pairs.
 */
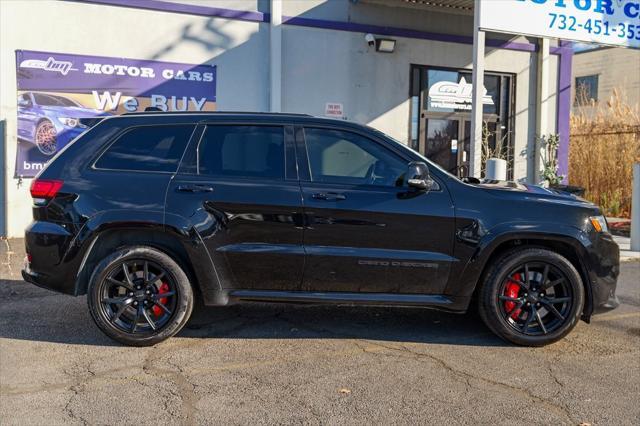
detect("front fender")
(445, 221), (591, 302)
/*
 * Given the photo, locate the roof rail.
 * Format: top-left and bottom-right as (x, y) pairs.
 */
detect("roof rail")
(122, 110), (314, 117)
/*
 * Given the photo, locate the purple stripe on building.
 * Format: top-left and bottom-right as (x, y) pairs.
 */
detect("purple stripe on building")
(281, 16), (542, 53)
(556, 41), (574, 182)
(70, 0), (269, 22)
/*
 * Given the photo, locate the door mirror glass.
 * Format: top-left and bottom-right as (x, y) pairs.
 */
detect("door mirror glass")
(405, 161), (433, 190)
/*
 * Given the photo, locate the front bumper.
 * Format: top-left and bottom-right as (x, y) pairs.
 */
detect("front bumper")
(586, 232), (620, 316)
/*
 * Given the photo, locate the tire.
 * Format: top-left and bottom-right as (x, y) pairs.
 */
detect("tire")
(477, 248), (584, 346)
(34, 120), (58, 155)
(87, 246), (194, 346)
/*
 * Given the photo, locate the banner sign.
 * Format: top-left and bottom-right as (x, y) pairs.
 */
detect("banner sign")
(480, 0), (640, 49)
(15, 50), (216, 177)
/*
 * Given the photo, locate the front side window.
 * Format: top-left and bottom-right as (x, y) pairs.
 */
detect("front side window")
(304, 128), (406, 187)
(198, 125), (284, 180)
(95, 125), (194, 173)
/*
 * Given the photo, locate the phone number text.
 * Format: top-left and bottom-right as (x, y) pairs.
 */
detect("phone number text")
(549, 13), (640, 40)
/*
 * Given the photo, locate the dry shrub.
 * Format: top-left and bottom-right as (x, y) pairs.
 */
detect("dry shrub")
(569, 89), (640, 218)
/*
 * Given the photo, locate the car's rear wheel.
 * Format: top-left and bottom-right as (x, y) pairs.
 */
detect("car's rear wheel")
(87, 246), (193, 346)
(35, 120), (57, 155)
(478, 248), (584, 346)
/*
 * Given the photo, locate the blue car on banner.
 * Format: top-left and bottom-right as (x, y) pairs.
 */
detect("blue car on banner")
(17, 92), (111, 156)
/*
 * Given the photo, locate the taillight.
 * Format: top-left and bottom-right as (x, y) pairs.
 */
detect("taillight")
(30, 179), (63, 200)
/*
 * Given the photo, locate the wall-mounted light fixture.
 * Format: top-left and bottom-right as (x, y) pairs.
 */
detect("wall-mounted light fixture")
(375, 38), (396, 53)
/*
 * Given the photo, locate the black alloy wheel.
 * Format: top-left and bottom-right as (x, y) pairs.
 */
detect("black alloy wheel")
(497, 262), (573, 336)
(99, 259), (177, 334)
(478, 248), (584, 346)
(88, 246), (193, 346)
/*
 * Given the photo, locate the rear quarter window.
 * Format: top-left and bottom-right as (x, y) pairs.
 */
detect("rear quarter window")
(94, 125), (194, 173)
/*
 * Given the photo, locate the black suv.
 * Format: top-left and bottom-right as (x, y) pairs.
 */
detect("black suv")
(22, 112), (619, 346)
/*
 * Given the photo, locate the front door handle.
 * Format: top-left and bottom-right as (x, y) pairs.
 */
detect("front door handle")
(176, 184), (214, 193)
(311, 192), (346, 201)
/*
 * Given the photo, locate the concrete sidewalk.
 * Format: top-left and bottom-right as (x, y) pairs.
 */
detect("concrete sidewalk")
(614, 235), (640, 262)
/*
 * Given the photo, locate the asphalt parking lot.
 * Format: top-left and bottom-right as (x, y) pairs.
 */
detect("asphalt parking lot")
(1, 239), (638, 425)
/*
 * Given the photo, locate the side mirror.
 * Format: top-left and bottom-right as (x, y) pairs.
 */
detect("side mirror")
(17, 98), (31, 107)
(405, 161), (434, 191)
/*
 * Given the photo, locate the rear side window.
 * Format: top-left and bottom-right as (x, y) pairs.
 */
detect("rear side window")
(198, 125), (284, 180)
(95, 125), (194, 173)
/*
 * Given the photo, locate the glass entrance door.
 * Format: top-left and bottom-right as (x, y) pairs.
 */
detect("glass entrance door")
(410, 65), (514, 179)
(460, 120), (471, 178)
(424, 119), (471, 177)
(424, 119), (459, 175)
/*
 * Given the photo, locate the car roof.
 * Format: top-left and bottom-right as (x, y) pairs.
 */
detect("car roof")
(111, 110), (361, 127)
(123, 110), (313, 118)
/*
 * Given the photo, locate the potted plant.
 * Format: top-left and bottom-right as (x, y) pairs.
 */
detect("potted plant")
(482, 122), (509, 181)
(540, 134), (585, 196)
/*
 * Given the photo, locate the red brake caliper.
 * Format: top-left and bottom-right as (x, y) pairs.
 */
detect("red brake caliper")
(152, 282), (170, 317)
(504, 273), (522, 320)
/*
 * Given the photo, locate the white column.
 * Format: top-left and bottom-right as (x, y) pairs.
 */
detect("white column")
(470, 2), (485, 178)
(270, 0), (282, 112)
(535, 38), (550, 184)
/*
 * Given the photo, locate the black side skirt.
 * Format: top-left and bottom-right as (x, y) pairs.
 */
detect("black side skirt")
(226, 290), (468, 313)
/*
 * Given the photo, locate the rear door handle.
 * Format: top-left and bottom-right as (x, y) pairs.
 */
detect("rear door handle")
(311, 192), (346, 201)
(176, 184), (214, 193)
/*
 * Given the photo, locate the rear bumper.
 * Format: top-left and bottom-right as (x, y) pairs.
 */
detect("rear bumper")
(21, 261), (77, 296)
(21, 265), (62, 293)
(22, 220), (82, 296)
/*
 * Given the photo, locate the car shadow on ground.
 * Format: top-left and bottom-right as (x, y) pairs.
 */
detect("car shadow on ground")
(0, 279), (508, 347)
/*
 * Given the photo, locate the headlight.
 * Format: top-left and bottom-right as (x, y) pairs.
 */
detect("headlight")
(57, 117), (86, 128)
(589, 215), (609, 233)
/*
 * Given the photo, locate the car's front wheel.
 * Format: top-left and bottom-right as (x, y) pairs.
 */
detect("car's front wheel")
(478, 248), (584, 346)
(87, 246), (194, 346)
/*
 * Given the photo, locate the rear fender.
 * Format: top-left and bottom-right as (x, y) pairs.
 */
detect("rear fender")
(71, 210), (220, 303)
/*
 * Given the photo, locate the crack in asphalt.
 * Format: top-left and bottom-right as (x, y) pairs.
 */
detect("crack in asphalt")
(64, 383), (90, 426)
(60, 362), (96, 426)
(546, 354), (566, 393)
(353, 340), (575, 425)
(141, 341), (206, 426)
